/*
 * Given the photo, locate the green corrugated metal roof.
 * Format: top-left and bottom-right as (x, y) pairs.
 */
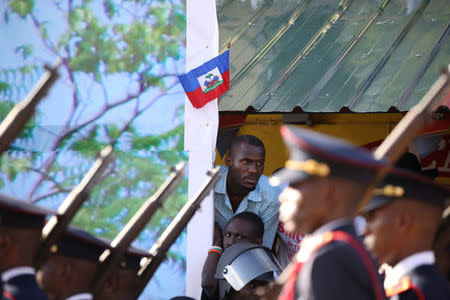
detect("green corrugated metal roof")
(217, 0), (450, 113)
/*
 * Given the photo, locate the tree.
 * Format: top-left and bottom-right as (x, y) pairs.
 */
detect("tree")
(1, 0), (186, 298)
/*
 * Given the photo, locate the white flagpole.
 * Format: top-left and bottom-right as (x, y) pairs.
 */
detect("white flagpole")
(184, 0), (219, 298)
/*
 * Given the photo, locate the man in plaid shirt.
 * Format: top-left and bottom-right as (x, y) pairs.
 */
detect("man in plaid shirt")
(214, 135), (280, 249)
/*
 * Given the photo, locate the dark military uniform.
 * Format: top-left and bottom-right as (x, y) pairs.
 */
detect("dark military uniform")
(362, 153), (450, 300)
(292, 221), (384, 300)
(2, 268), (48, 300)
(270, 125), (388, 300)
(385, 262), (450, 300)
(0, 194), (54, 300)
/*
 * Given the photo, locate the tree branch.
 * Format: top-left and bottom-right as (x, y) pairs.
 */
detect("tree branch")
(28, 167), (69, 194)
(112, 79), (179, 147)
(32, 188), (71, 203)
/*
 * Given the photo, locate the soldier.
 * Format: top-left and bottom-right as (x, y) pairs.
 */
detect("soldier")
(269, 125), (386, 300)
(36, 226), (110, 300)
(0, 194), (53, 300)
(362, 156), (450, 299)
(97, 245), (151, 300)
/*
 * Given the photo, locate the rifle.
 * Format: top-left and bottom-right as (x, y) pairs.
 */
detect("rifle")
(90, 162), (186, 296)
(136, 166), (222, 296)
(259, 66), (450, 299)
(34, 145), (114, 269)
(0, 58), (62, 155)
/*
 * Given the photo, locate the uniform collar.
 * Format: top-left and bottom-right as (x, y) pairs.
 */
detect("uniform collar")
(384, 251), (435, 288)
(65, 293), (93, 300)
(1, 266), (35, 282)
(311, 218), (352, 236)
(215, 166), (262, 202)
(297, 218), (353, 263)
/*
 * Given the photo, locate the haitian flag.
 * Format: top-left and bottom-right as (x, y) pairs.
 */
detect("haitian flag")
(179, 50), (230, 109)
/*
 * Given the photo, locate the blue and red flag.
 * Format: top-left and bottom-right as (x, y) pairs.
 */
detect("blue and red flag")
(179, 50), (230, 109)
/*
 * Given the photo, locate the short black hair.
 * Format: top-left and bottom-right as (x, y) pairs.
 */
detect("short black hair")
(229, 135), (265, 156)
(228, 211), (265, 239)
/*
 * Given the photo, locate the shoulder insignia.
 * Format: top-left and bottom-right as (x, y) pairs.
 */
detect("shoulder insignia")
(385, 276), (412, 297)
(296, 231), (334, 262)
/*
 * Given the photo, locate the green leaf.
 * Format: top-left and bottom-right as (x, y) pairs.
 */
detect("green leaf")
(9, 0), (34, 18)
(106, 124), (120, 140)
(70, 127), (105, 154)
(15, 44), (33, 59)
(104, 0), (116, 19)
(0, 155), (30, 181)
(0, 82), (11, 94)
(131, 135), (162, 150)
(142, 75), (164, 89)
(0, 101), (14, 119)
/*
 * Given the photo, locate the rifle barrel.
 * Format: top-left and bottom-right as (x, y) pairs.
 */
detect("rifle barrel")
(90, 162), (186, 295)
(136, 166), (222, 295)
(34, 145), (114, 269)
(0, 58), (62, 155)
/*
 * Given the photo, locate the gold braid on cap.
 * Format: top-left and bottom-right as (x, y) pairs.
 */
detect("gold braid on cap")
(285, 159), (330, 177)
(373, 185), (404, 197)
(50, 244), (58, 253)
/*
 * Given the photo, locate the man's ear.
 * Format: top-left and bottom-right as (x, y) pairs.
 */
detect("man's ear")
(398, 208), (413, 233)
(225, 154), (232, 168)
(323, 179), (336, 202)
(59, 261), (75, 283)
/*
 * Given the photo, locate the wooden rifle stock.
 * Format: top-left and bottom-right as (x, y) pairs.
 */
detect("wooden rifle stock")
(259, 66), (450, 299)
(0, 58), (62, 155)
(90, 162), (186, 296)
(34, 145), (114, 269)
(136, 166), (222, 296)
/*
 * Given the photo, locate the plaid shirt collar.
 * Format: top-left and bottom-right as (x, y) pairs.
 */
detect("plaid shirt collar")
(215, 166), (262, 202)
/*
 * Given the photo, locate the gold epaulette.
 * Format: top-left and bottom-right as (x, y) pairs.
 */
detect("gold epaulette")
(385, 276), (412, 297)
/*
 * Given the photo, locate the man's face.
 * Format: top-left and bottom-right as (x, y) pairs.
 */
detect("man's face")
(226, 143), (265, 193)
(229, 280), (267, 300)
(363, 202), (401, 266)
(223, 218), (260, 250)
(278, 177), (329, 234)
(98, 269), (138, 300)
(434, 225), (450, 282)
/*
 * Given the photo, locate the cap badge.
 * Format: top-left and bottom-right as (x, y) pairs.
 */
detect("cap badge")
(286, 159), (330, 177)
(50, 244), (58, 253)
(373, 185), (404, 197)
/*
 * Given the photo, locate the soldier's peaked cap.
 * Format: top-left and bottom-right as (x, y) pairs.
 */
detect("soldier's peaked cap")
(0, 193), (55, 229)
(270, 125), (388, 186)
(51, 226), (111, 262)
(362, 155), (449, 213)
